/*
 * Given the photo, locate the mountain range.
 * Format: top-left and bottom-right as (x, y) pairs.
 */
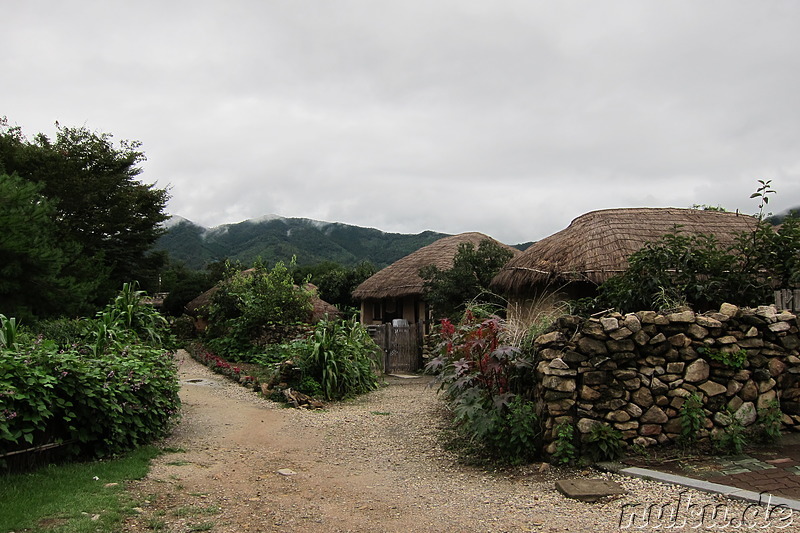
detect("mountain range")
(155, 215), (469, 270)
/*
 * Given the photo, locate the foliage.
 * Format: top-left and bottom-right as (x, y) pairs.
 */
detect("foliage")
(292, 260), (377, 314)
(0, 173), (99, 320)
(0, 118), (170, 313)
(205, 259), (313, 359)
(756, 400), (783, 444)
(599, 232), (758, 313)
(426, 310), (539, 463)
(0, 445), (161, 532)
(598, 181), (800, 313)
(699, 347), (748, 370)
(551, 421), (577, 465)
(584, 423), (624, 462)
(0, 334), (179, 462)
(160, 260), (219, 318)
(0, 314), (21, 351)
(297, 318), (382, 400)
(679, 393), (705, 446)
(0, 287), (179, 464)
(420, 239), (515, 322)
(714, 409), (748, 455)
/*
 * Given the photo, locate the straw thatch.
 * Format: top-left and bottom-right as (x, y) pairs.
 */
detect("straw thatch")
(491, 208), (759, 294)
(352, 232), (520, 300)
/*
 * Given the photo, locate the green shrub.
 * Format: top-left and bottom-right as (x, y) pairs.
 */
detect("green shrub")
(0, 286), (180, 466)
(30, 317), (88, 349)
(584, 423), (624, 462)
(551, 421), (577, 465)
(297, 318), (382, 400)
(714, 409), (748, 455)
(206, 259), (313, 359)
(756, 400), (783, 444)
(0, 339), (180, 461)
(679, 392), (705, 446)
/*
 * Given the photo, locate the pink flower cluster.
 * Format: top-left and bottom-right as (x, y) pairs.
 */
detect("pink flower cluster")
(191, 347), (255, 385)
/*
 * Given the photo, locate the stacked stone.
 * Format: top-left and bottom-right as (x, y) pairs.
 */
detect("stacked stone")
(534, 304), (800, 453)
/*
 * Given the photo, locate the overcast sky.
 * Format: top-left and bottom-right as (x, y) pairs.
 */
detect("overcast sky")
(4, 1), (800, 244)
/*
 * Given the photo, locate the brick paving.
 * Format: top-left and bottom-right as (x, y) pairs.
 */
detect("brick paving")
(625, 434), (800, 501)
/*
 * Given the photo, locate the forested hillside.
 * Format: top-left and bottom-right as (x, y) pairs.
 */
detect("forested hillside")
(156, 216), (450, 269)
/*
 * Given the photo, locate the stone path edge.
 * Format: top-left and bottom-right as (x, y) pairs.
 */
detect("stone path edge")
(608, 465), (800, 512)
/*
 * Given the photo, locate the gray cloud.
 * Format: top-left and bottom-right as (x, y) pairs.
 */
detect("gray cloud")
(4, 1), (799, 245)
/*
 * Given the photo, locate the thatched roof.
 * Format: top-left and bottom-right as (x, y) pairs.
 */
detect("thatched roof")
(352, 232), (519, 300)
(491, 208), (759, 294)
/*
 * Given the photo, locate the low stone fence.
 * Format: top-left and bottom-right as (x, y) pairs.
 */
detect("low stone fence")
(533, 304), (800, 453)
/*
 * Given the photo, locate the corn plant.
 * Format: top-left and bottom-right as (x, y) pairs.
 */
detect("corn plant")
(300, 318), (381, 400)
(0, 314), (20, 350)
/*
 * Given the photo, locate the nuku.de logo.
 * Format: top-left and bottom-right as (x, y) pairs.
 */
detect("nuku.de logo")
(618, 491), (794, 529)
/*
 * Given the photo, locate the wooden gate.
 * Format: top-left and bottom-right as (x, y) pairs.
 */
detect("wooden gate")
(775, 289), (800, 312)
(368, 322), (423, 374)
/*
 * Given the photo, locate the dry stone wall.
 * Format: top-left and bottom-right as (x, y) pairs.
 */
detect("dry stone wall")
(533, 304), (800, 453)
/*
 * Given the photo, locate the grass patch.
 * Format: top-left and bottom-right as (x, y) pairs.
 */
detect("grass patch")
(0, 445), (161, 533)
(371, 411), (391, 416)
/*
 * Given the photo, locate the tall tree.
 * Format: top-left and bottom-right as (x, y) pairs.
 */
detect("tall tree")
(0, 119), (169, 316)
(421, 239), (514, 321)
(0, 118), (170, 313)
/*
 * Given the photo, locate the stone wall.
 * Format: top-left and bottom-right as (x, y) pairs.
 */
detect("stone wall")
(533, 304), (800, 453)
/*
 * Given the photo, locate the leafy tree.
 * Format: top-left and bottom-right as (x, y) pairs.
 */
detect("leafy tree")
(0, 174), (100, 320)
(206, 259), (314, 358)
(0, 118), (169, 311)
(292, 260), (376, 312)
(420, 239), (514, 321)
(159, 260), (219, 317)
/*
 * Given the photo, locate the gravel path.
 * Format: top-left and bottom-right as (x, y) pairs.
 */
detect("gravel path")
(124, 350), (797, 532)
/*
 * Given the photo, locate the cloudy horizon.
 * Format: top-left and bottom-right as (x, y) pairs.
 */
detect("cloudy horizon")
(5, 1), (800, 244)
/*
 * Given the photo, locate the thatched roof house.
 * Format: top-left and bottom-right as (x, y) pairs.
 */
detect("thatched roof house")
(353, 232), (519, 326)
(491, 208), (759, 304)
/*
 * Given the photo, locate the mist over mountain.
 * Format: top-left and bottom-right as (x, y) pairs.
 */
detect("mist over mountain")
(155, 215), (453, 270)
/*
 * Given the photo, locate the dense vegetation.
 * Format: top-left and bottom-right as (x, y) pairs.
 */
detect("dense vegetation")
(426, 308), (540, 464)
(597, 183), (800, 313)
(203, 260), (314, 359)
(0, 285), (179, 465)
(0, 118), (169, 320)
(420, 239), (515, 322)
(156, 216), (448, 270)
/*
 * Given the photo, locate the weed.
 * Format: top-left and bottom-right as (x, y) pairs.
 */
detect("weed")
(715, 409), (748, 455)
(584, 423), (624, 462)
(756, 400), (783, 444)
(679, 393), (705, 446)
(699, 347), (748, 370)
(551, 421), (577, 465)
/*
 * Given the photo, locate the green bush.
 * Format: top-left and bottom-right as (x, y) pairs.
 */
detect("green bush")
(426, 310), (540, 463)
(551, 421), (577, 465)
(206, 259), (313, 359)
(0, 286), (180, 465)
(584, 423), (624, 462)
(0, 339), (180, 461)
(297, 318), (382, 400)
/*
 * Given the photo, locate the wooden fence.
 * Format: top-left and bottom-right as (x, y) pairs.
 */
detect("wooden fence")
(775, 289), (800, 312)
(368, 322), (423, 374)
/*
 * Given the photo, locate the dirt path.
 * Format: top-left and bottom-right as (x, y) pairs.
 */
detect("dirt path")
(124, 351), (790, 532)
